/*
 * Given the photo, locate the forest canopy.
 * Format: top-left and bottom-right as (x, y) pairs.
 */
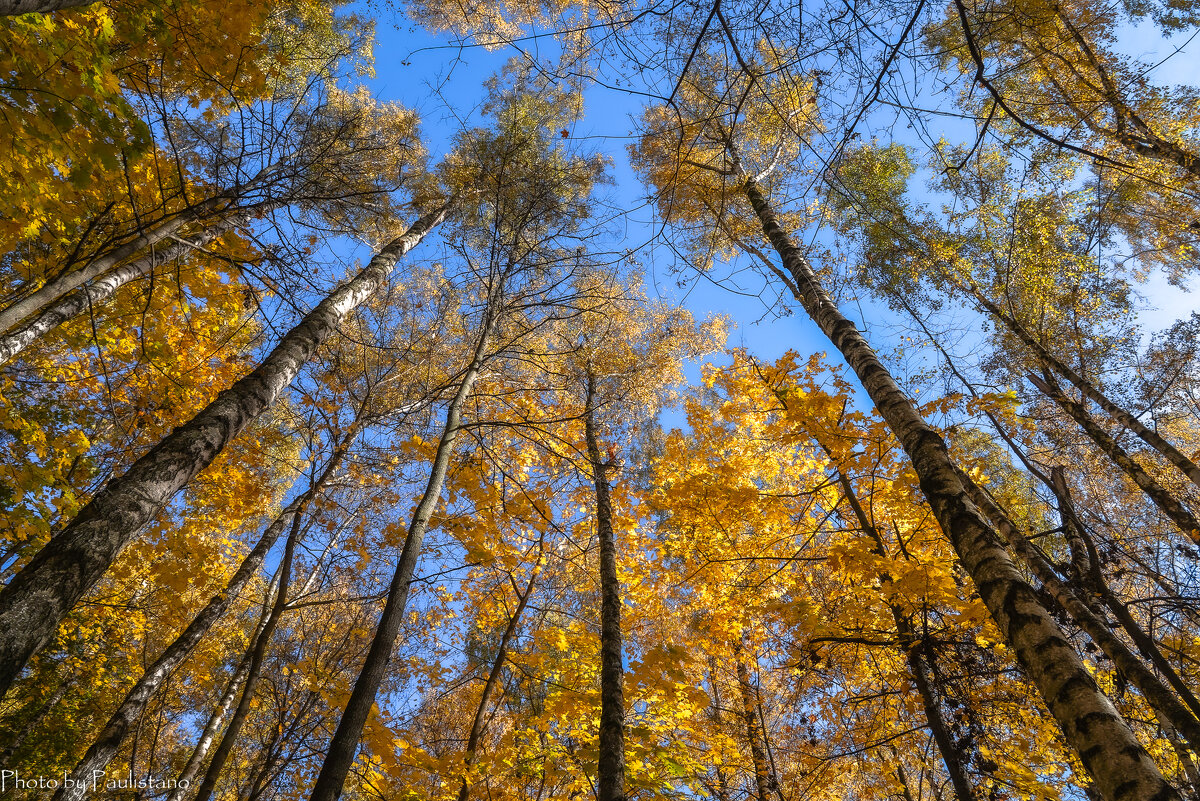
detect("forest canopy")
(1, 0), (1199, 800)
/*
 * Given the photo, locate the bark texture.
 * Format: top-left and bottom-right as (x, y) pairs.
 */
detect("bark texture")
(0, 202), (449, 696)
(0, 212), (252, 365)
(0, 0), (94, 14)
(1029, 371), (1200, 546)
(584, 374), (626, 801)
(307, 307), (493, 801)
(742, 176), (1179, 801)
(959, 470), (1200, 752)
(54, 430), (355, 801)
(457, 556), (542, 801)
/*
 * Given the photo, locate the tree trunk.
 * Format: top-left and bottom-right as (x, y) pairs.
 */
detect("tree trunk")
(0, 0), (95, 15)
(584, 373), (626, 801)
(830, 465), (976, 801)
(741, 176), (1179, 801)
(0, 201), (449, 697)
(0, 174), (273, 335)
(307, 306), (494, 801)
(0, 210), (255, 365)
(966, 288), (1200, 491)
(733, 645), (775, 801)
(165, 632), (258, 801)
(53, 426), (356, 801)
(957, 467), (1200, 753)
(1028, 371), (1200, 546)
(457, 554), (543, 801)
(191, 514), (303, 801)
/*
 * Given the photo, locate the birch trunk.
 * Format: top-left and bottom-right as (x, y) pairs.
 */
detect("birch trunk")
(0, 178), (272, 335)
(742, 176), (1179, 801)
(307, 306), (494, 801)
(1029, 371), (1200, 546)
(584, 373), (626, 801)
(0, 212), (254, 365)
(53, 427), (356, 801)
(191, 514), (303, 801)
(0, 201), (450, 696)
(958, 468), (1200, 752)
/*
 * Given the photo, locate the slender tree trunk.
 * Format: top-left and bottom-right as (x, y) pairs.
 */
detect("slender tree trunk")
(53, 427), (356, 801)
(0, 211), (255, 365)
(0, 0), (95, 14)
(307, 307), (494, 801)
(192, 514), (303, 801)
(831, 466), (976, 801)
(733, 645), (774, 801)
(457, 554), (543, 801)
(741, 176), (1179, 801)
(958, 467), (1200, 752)
(165, 632), (258, 801)
(583, 373), (626, 801)
(1029, 371), (1200, 546)
(0, 201), (450, 697)
(0, 175), (273, 335)
(965, 289), (1200, 491)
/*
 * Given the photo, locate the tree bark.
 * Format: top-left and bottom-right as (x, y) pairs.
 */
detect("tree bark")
(830, 467), (977, 801)
(191, 513), (303, 801)
(742, 175), (1179, 801)
(958, 468), (1200, 753)
(0, 0), (95, 15)
(457, 554), (543, 801)
(1029, 371), (1200, 546)
(0, 201), (450, 698)
(584, 373), (626, 801)
(965, 289), (1200, 492)
(0, 211), (255, 365)
(307, 304), (494, 801)
(0, 172), (275, 336)
(733, 645), (775, 801)
(53, 426), (356, 801)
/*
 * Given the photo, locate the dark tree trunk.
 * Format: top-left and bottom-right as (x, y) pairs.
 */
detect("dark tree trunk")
(457, 553), (543, 801)
(741, 176), (1178, 801)
(307, 308), (494, 801)
(584, 373), (626, 801)
(0, 201), (449, 697)
(54, 425), (357, 801)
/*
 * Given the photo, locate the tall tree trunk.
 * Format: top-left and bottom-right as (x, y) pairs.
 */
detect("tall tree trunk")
(307, 306), (494, 801)
(1046, 467), (1200, 725)
(831, 466), (976, 801)
(0, 201), (450, 697)
(0, 172), (274, 335)
(53, 426), (357, 801)
(191, 513), (304, 801)
(457, 552), (543, 801)
(741, 176), (1179, 801)
(0, 210), (256, 365)
(583, 373), (626, 801)
(733, 644), (775, 801)
(965, 288), (1200, 491)
(1028, 371), (1200, 546)
(957, 467), (1200, 752)
(164, 626), (259, 801)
